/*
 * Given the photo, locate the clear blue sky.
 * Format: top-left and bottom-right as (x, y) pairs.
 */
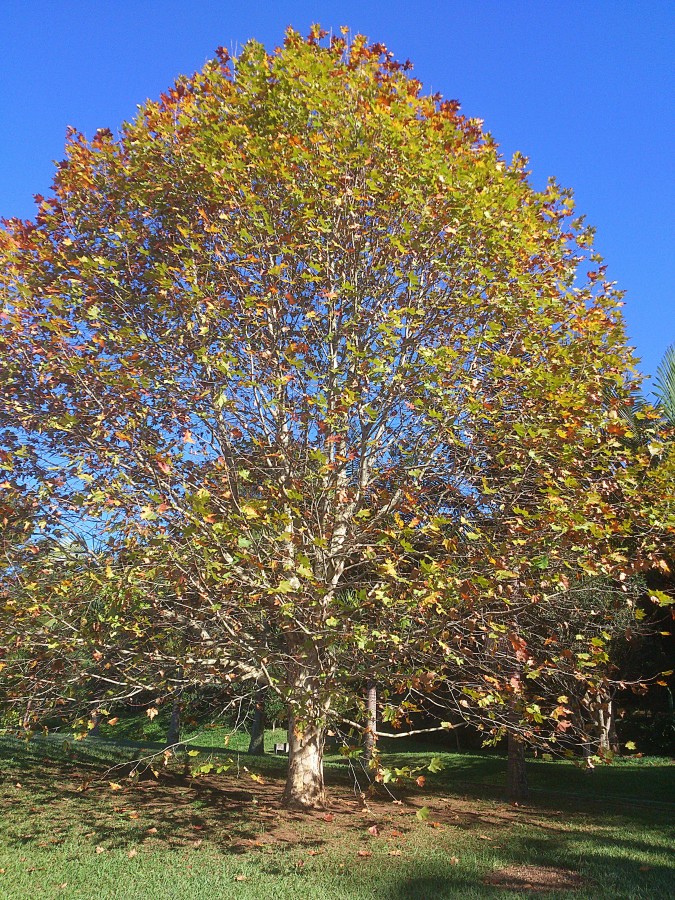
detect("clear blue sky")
(1, 1), (672, 393)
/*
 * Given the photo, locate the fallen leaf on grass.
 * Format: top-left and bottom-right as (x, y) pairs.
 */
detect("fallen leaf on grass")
(388, 850), (402, 857)
(323, 813), (334, 823)
(109, 782), (123, 791)
(357, 850), (372, 858)
(234, 874), (247, 881)
(128, 849), (137, 859)
(478, 834), (493, 841)
(416, 806), (430, 822)
(95, 846), (105, 854)
(367, 825), (379, 836)
(450, 856), (459, 865)
(147, 827), (158, 835)
(390, 830), (404, 838)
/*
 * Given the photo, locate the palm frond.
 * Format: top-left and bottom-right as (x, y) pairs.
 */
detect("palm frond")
(654, 343), (675, 426)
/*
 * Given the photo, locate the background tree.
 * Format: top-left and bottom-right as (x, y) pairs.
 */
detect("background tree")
(0, 28), (659, 808)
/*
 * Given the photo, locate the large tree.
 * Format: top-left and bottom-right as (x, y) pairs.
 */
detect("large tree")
(0, 28), (658, 807)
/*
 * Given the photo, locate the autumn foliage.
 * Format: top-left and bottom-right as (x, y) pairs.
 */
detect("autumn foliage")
(0, 27), (671, 807)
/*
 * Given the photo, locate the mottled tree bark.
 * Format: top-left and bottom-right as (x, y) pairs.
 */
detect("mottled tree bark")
(282, 709), (326, 809)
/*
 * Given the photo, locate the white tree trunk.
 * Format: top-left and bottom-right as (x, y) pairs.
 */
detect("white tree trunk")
(362, 681), (377, 762)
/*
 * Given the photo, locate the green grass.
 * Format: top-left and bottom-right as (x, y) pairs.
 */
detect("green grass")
(0, 733), (673, 899)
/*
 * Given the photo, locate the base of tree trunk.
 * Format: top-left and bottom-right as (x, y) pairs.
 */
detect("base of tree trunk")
(507, 732), (529, 802)
(281, 713), (326, 809)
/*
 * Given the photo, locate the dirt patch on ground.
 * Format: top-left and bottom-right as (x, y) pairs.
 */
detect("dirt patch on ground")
(483, 865), (586, 892)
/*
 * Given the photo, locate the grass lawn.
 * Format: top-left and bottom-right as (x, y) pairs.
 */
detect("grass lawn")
(0, 733), (673, 899)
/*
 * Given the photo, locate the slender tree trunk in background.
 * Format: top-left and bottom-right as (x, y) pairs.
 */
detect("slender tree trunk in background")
(165, 698), (181, 748)
(282, 708), (327, 809)
(248, 685), (267, 755)
(362, 680), (378, 762)
(89, 706), (101, 736)
(506, 731), (529, 802)
(598, 697), (619, 755)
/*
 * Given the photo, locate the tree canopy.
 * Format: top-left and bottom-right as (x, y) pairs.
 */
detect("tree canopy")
(0, 28), (669, 808)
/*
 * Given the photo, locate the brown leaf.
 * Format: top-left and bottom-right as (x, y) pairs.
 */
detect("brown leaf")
(127, 849), (137, 858)
(95, 846), (105, 854)
(367, 825), (379, 836)
(147, 827), (158, 835)
(234, 874), (247, 881)
(323, 813), (334, 823)
(357, 849), (372, 858)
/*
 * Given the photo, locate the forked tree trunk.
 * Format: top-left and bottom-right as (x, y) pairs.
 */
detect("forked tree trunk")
(248, 685), (267, 755)
(281, 709), (326, 809)
(165, 699), (181, 748)
(507, 731), (529, 802)
(362, 681), (378, 762)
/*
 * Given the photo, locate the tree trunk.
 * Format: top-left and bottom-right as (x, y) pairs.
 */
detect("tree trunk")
(165, 699), (181, 748)
(281, 709), (326, 809)
(362, 680), (377, 762)
(248, 685), (266, 755)
(506, 731), (529, 802)
(598, 697), (619, 755)
(89, 706), (101, 737)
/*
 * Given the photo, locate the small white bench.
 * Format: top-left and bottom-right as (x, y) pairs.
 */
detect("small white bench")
(274, 742), (289, 754)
